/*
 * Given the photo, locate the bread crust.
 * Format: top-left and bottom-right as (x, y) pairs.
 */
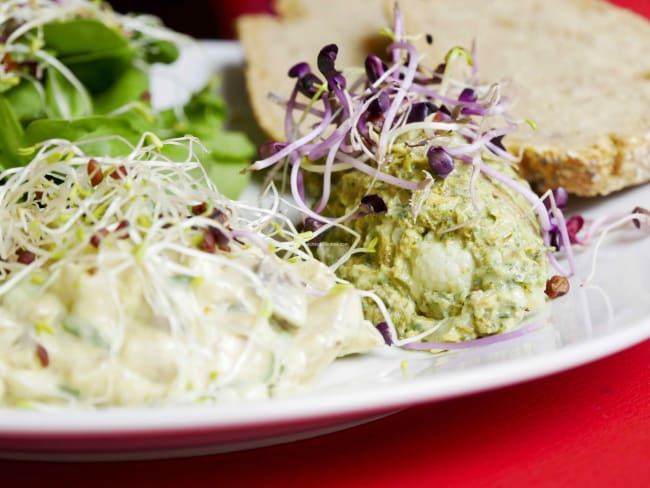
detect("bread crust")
(513, 133), (650, 196)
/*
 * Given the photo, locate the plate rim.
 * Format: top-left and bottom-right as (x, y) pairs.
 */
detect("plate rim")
(0, 40), (648, 447)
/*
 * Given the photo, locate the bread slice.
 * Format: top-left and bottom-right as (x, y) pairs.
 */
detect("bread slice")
(392, 0), (650, 196)
(236, 0), (388, 143)
(238, 0), (650, 196)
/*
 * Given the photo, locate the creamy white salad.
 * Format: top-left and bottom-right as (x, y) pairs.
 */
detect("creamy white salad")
(0, 136), (381, 408)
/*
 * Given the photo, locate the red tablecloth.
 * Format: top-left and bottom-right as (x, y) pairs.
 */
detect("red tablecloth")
(1, 1), (649, 486)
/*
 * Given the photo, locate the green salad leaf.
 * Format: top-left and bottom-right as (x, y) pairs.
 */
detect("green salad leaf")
(0, 97), (24, 163)
(157, 81), (255, 197)
(0, 2), (254, 198)
(42, 18), (136, 94)
(23, 112), (145, 157)
(93, 66), (149, 114)
(3, 81), (45, 124)
(44, 68), (90, 119)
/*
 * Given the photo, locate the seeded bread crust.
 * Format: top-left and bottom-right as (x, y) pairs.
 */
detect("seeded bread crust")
(513, 133), (650, 196)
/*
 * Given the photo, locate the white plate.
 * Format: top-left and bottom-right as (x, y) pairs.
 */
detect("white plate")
(0, 41), (648, 461)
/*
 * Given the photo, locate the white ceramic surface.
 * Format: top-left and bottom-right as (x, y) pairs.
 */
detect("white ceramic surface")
(0, 41), (648, 461)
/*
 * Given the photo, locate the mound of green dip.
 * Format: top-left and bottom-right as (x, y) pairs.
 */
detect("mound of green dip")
(319, 145), (548, 343)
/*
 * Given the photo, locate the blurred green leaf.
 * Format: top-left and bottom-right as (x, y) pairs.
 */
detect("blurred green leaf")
(205, 159), (251, 199)
(43, 19), (135, 94)
(44, 68), (91, 119)
(24, 113), (145, 156)
(200, 130), (256, 161)
(43, 19), (131, 58)
(93, 67), (149, 114)
(4, 81), (45, 124)
(2, 18), (255, 198)
(144, 40), (179, 64)
(0, 96), (24, 168)
(156, 80), (256, 195)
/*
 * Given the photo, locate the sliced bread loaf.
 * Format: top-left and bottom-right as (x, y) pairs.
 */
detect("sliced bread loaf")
(238, 0), (650, 196)
(392, 0), (650, 196)
(236, 0), (388, 143)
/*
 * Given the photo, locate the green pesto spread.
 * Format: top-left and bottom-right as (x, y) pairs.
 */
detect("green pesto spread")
(318, 142), (548, 343)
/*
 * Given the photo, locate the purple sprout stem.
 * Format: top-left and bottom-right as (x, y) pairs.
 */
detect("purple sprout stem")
(391, 3), (405, 63)
(551, 205), (576, 275)
(289, 153), (329, 223)
(547, 251), (571, 277)
(401, 319), (544, 350)
(284, 84), (300, 142)
(297, 167), (306, 202)
(283, 99), (326, 118)
(477, 161), (552, 240)
(331, 83), (352, 120)
(249, 99), (334, 171)
(230, 229), (270, 252)
(584, 212), (629, 243)
(307, 121), (350, 161)
(445, 126), (514, 158)
(457, 126), (520, 163)
(485, 141), (520, 163)
(408, 84), (484, 113)
(336, 152), (423, 190)
(315, 133), (347, 213)
(378, 41), (420, 162)
(470, 39), (479, 81)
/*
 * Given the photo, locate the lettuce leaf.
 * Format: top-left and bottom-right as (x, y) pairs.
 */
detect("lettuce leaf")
(0, 14), (254, 198)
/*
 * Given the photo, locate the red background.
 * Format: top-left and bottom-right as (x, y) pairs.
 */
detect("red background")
(2, 1), (649, 487)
